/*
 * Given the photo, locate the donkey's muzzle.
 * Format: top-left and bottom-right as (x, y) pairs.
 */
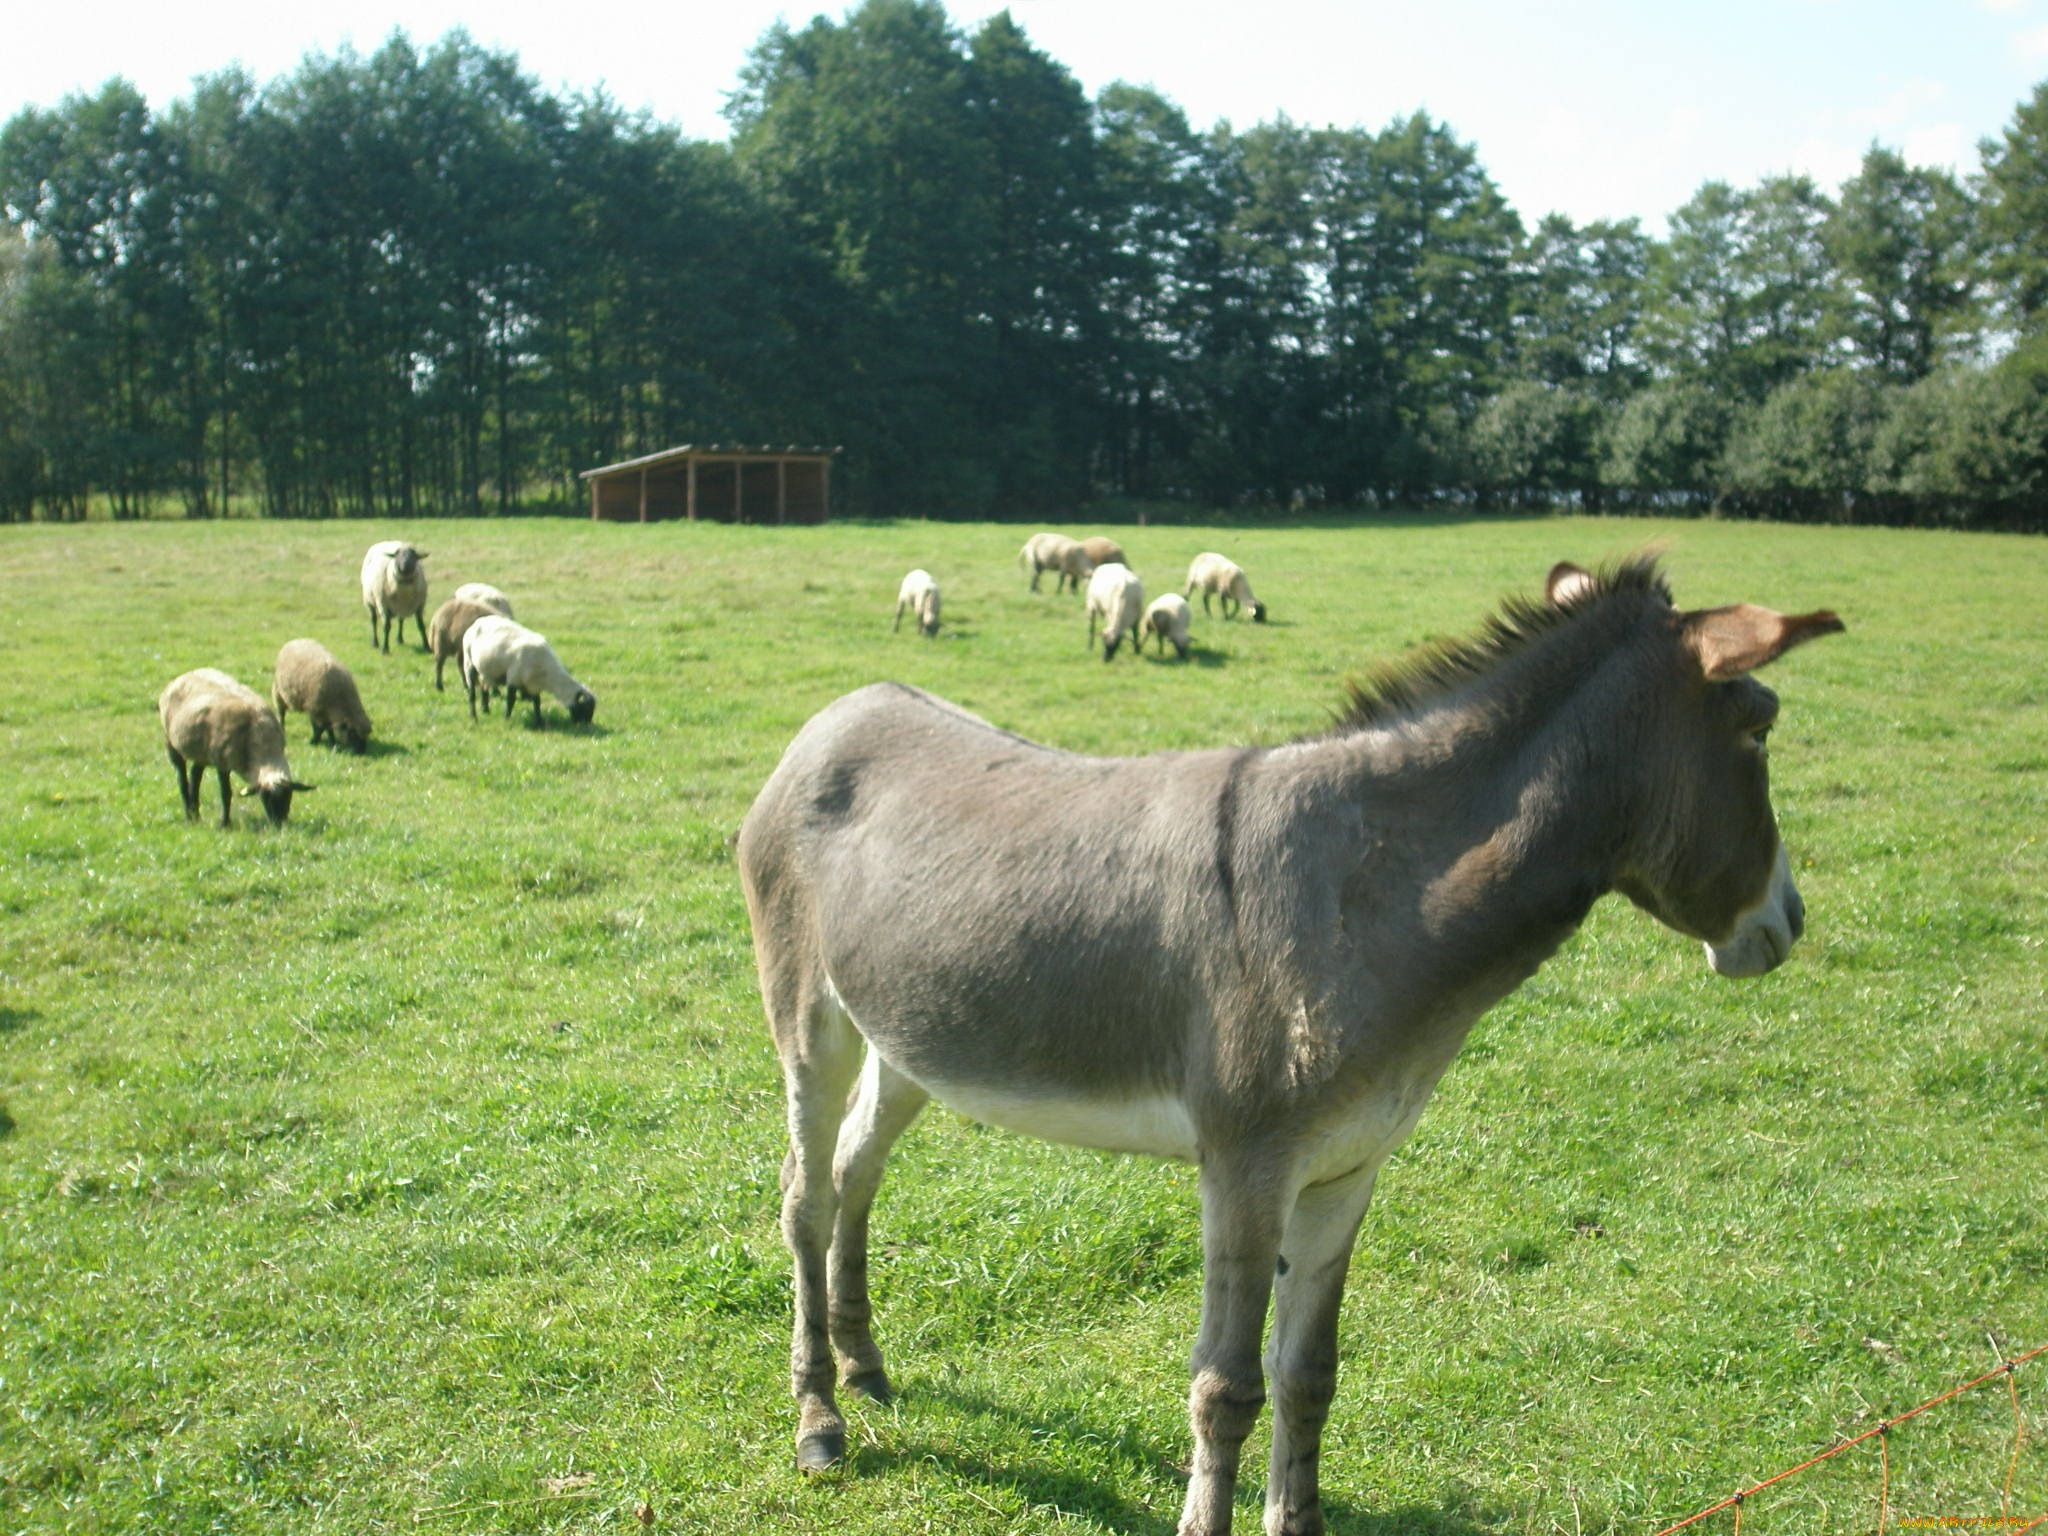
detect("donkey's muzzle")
(1705, 844), (1802, 978)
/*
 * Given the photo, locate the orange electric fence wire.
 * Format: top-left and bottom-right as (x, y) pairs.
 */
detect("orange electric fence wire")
(1648, 1342), (2046, 1536)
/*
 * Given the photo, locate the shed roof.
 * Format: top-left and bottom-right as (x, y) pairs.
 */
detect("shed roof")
(578, 444), (840, 480)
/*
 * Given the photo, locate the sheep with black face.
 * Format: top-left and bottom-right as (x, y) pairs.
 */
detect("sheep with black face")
(272, 638), (372, 753)
(460, 615), (597, 728)
(159, 668), (314, 826)
(361, 540), (430, 652)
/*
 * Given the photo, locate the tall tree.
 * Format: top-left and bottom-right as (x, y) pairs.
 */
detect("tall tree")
(1091, 82), (1216, 496)
(959, 12), (1109, 505)
(1823, 146), (1980, 380)
(1643, 176), (1833, 399)
(1515, 213), (1650, 397)
(730, 0), (995, 510)
(1976, 82), (2048, 335)
(1319, 112), (1523, 497)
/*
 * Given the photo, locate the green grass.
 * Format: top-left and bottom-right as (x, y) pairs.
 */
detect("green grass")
(0, 512), (2043, 1535)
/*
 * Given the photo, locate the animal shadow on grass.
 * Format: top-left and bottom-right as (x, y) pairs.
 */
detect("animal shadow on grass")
(877, 1381), (1179, 1536)
(879, 1380), (1513, 1535)
(354, 738), (410, 760)
(0, 1007), (37, 1036)
(491, 716), (613, 737)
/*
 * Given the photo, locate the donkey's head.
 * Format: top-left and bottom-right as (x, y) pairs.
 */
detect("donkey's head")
(1550, 562), (1844, 979)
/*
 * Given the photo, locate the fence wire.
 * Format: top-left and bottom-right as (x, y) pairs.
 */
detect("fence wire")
(1649, 1342), (2045, 1535)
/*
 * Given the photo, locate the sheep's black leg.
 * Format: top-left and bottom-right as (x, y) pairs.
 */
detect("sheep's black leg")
(169, 749), (197, 818)
(531, 694), (544, 729)
(413, 614), (428, 651)
(217, 768), (233, 829)
(367, 606), (378, 649)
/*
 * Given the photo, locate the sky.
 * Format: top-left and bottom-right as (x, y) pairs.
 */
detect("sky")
(4, 0), (2043, 232)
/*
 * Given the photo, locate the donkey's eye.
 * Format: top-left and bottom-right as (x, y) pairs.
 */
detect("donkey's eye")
(1750, 725), (1772, 752)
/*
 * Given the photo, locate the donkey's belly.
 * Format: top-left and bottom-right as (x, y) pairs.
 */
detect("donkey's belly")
(918, 1077), (1199, 1163)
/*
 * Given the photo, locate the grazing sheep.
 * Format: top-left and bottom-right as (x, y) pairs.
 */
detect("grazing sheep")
(1018, 532), (1095, 594)
(451, 582), (513, 618)
(158, 668), (314, 827)
(1080, 536), (1128, 570)
(1085, 562), (1146, 662)
(426, 597), (501, 692)
(272, 639), (373, 754)
(1185, 551), (1267, 622)
(1139, 592), (1192, 660)
(361, 541), (431, 652)
(460, 614), (597, 729)
(893, 569), (942, 638)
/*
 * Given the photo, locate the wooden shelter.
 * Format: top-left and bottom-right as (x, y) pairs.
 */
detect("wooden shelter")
(580, 445), (838, 524)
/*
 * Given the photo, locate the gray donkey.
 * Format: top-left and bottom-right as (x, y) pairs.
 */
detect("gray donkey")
(738, 557), (1843, 1536)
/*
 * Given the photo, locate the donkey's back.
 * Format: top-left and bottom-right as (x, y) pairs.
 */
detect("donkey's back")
(740, 681), (1241, 1129)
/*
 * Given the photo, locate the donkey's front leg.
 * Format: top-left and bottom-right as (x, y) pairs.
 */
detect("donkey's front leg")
(1180, 1161), (1285, 1536)
(1261, 1166), (1378, 1536)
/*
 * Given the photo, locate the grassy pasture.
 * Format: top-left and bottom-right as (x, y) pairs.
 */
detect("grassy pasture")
(0, 512), (2043, 1535)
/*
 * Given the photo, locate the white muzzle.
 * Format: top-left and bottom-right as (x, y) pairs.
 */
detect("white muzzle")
(1706, 843), (1804, 978)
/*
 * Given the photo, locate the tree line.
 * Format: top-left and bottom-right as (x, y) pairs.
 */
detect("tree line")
(5, 0), (2048, 526)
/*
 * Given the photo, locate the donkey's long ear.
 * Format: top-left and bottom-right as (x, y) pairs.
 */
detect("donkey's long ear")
(1545, 562), (1599, 608)
(1683, 603), (1845, 680)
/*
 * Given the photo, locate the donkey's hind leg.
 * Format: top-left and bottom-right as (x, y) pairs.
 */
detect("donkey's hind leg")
(777, 991), (865, 1472)
(829, 1049), (928, 1402)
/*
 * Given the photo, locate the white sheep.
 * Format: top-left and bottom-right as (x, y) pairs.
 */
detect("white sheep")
(1085, 562), (1146, 662)
(451, 581), (513, 618)
(361, 541), (431, 652)
(158, 668), (314, 827)
(272, 639), (373, 753)
(427, 597), (501, 693)
(1185, 551), (1267, 622)
(460, 614), (597, 728)
(1139, 592), (1192, 660)
(1019, 532), (1095, 594)
(893, 569), (942, 638)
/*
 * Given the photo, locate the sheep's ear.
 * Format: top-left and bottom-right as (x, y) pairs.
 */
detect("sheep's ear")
(237, 784), (255, 797)
(291, 780), (317, 792)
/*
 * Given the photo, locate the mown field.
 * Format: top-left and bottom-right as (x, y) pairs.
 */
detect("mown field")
(0, 512), (2042, 1536)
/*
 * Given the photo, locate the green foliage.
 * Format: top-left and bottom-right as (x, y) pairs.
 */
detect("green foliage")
(1641, 176), (1835, 400)
(1979, 80), (2048, 329)
(9, 19), (2048, 525)
(1601, 381), (1736, 504)
(1823, 147), (1981, 381)
(1719, 370), (1889, 517)
(1463, 380), (1605, 505)
(1516, 214), (1652, 398)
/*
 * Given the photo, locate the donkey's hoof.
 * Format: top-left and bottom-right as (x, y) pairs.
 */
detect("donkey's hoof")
(842, 1368), (895, 1404)
(795, 1429), (846, 1473)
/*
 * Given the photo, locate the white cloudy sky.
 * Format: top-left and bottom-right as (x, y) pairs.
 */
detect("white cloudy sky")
(4, 0), (2042, 231)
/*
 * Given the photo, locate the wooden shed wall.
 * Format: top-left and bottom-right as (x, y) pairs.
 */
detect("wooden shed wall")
(588, 457), (829, 524)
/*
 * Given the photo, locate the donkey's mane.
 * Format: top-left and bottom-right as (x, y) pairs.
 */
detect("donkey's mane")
(1326, 554), (1672, 734)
